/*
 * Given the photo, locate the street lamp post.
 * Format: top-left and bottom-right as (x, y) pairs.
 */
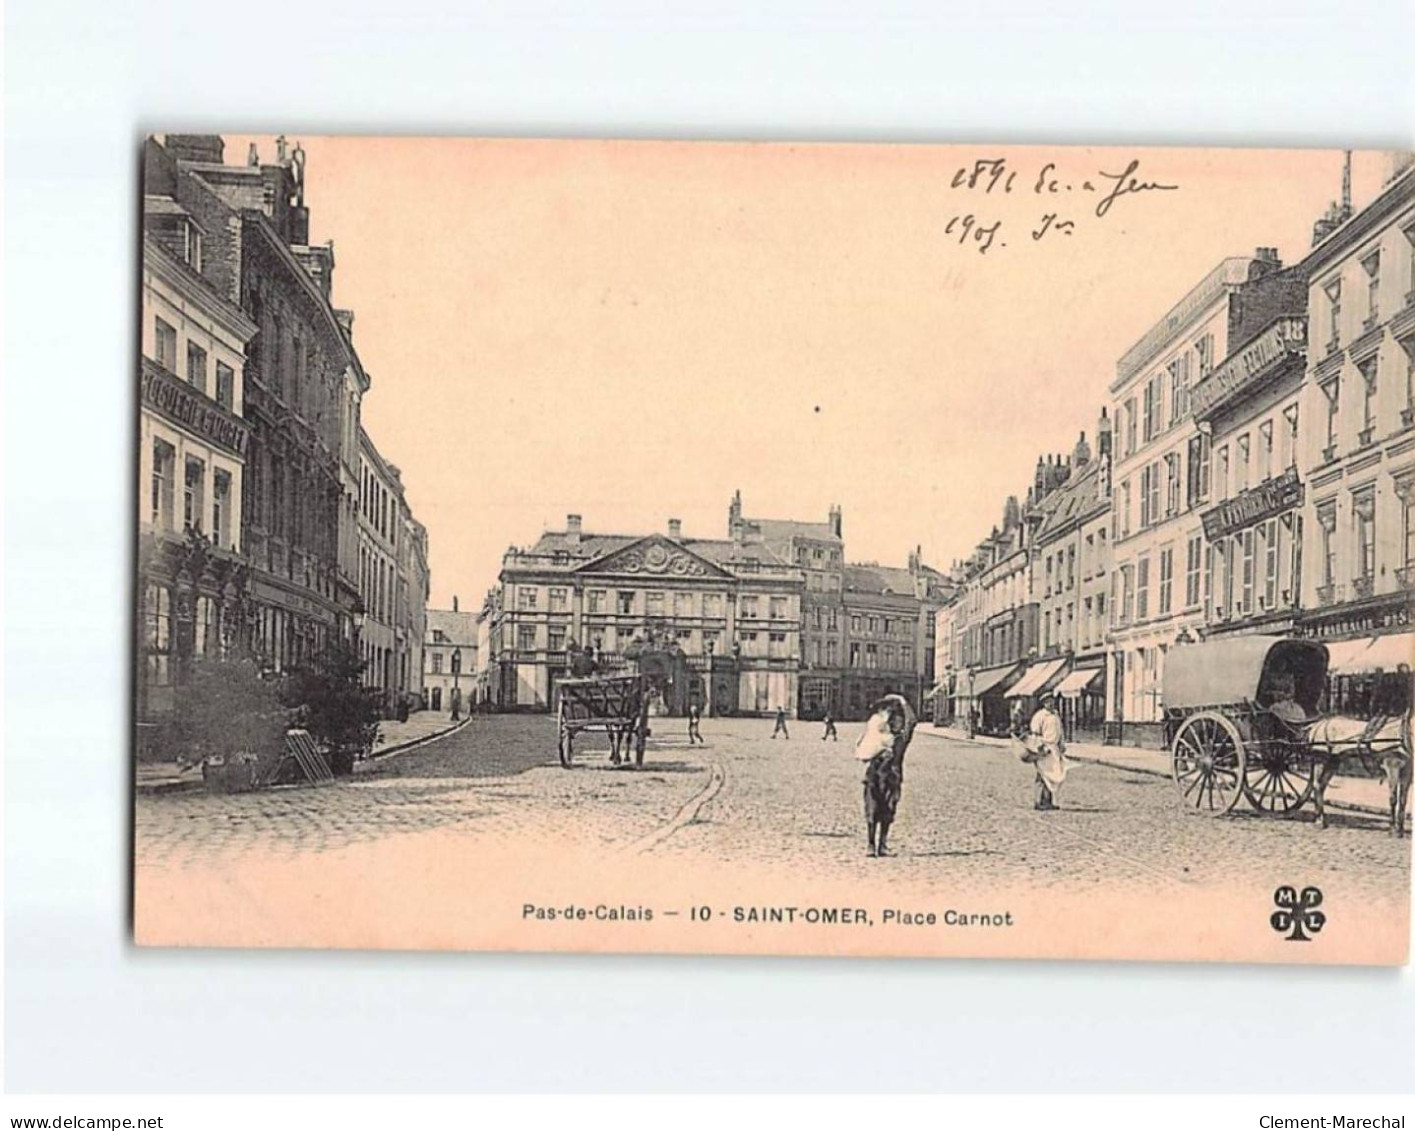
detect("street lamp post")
(451, 647), (462, 720)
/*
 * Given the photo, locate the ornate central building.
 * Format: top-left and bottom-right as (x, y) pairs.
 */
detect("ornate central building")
(484, 514), (803, 715)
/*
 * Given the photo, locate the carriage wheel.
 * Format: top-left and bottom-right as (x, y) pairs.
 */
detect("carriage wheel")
(557, 701), (572, 768)
(1242, 740), (1315, 816)
(1171, 711), (1245, 815)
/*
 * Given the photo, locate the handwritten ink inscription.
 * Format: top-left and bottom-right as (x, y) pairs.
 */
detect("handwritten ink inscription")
(944, 157), (1178, 254)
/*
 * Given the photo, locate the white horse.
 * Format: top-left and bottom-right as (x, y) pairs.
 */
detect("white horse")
(1304, 713), (1411, 837)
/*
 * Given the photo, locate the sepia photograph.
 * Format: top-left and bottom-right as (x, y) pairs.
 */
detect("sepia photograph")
(131, 134), (1414, 964)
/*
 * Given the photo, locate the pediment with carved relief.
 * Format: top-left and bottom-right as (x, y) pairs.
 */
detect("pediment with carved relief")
(578, 536), (730, 580)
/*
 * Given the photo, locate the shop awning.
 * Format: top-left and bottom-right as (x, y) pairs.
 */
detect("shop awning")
(1362, 633), (1414, 672)
(1329, 633), (1415, 676)
(1326, 636), (1379, 676)
(1006, 658), (1068, 698)
(1055, 668), (1103, 698)
(961, 663), (1022, 699)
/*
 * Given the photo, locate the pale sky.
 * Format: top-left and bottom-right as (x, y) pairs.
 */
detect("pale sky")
(226, 136), (1398, 610)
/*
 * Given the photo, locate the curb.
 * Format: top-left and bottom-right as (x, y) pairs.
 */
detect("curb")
(358, 715), (473, 769)
(135, 776), (205, 797)
(136, 717), (474, 794)
(917, 727), (1397, 820)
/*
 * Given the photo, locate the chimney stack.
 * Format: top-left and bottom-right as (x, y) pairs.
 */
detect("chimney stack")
(1073, 430), (1092, 468)
(668, 518), (682, 539)
(1096, 406), (1113, 460)
(829, 504), (843, 539)
(452, 595), (459, 613)
(164, 134), (225, 165)
(566, 514), (582, 546)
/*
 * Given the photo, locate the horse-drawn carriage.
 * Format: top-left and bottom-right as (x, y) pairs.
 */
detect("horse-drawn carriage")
(1163, 635), (1411, 834)
(554, 634), (688, 769)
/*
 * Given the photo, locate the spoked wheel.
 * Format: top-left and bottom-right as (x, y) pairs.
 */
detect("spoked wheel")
(1242, 740), (1315, 816)
(557, 701), (572, 768)
(1172, 711), (1246, 815)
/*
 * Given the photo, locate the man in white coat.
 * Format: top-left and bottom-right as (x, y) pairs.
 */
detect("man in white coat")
(1025, 692), (1067, 811)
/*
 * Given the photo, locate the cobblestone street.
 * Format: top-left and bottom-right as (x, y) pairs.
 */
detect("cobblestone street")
(136, 714), (1411, 904)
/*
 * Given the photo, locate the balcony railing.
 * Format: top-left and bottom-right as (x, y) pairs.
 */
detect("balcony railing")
(1396, 565), (1415, 592)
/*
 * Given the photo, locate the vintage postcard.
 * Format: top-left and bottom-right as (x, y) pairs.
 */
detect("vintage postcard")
(134, 135), (1414, 964)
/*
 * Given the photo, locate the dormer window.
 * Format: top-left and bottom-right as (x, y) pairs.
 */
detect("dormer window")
(183, 221), (203, 272)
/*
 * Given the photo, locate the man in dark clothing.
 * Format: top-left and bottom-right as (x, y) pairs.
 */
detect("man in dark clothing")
(771, 707), (790, 739)
(821, 714), (838, 741)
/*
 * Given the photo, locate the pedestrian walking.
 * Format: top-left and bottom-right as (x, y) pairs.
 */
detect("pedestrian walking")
(771, 706), (790, 739)
(1018, 692), (1068, 810)
(821, 713), (838, 741)
(687, 702), (704, 745)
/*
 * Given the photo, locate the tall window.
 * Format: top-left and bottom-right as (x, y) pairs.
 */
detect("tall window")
(154, 318), (178, 370)
(1317, 502), (1338, 589)
(741, 596), (759, 620)
(1324, 278), (1342, 351)
(1400, 479), (1415, 574)
(1258, 421), (1274, 482)
(1136, 556), (1150, 622)
(1143, 376), (1161, 441)
(144, 584), (172, 688)
(1263, 518), (1279, 608)
(1240, 528), (1256, 614)
(1359, 357), (1378, 440)
(150, 439), (175, 530)
(212, 469), (231, 549)
(518, 587), (538, 611)
(1362, 251), (1381, 327)
(1196, 334), (1215, 378)
(1185, 534), (1202, 608)
(183, 457), (205, 532)
(215, 362), (234, 410)
(517, 625), (536, 652)
(1321, 378), (1340, 455)
(186, 341), (207, 395)
(865, 643), (878, 670)
(1124, 398), (1137, 456)
(646, 590), (665, 618)
(703, 593), (723, 618)
(431, 653), (443, 674)
(1215, 445), (1230, 501)
(1235, 434), (1251, 493)
(194, 596), (216, 658)
(770, 596), (787, 620)
(1139, 465), (1152, 528)
(1165, 452), (1181, 516)
(1353, 489), (1376, 584)
(588, 589), (605, 614)
(1283, 404), (1300, 469)
(1146, 462), (1160, 527)
(1158, 547), (1173, 616)
(1120, 480), (1132, 538)
(1187, 433), (1211, 507)
(548, 587), (568, 612)
(548, 626), (567, 652)
(1168, 358), (1185, 423)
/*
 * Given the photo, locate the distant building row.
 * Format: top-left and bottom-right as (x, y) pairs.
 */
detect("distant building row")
(137, 134), (430, 751)
(933, 156), (1415, 745)
(460, 494), (953, 720)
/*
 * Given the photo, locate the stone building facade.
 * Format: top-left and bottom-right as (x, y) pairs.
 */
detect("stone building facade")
(136, 219), (257, 736)
(1297, 161), (1415, 696)
(485, 514), (803, 715)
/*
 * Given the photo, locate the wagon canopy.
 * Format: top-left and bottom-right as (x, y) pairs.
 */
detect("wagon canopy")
(1163, 635), (1328, 714)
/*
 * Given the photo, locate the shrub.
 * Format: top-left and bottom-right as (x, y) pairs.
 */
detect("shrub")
(281, 641), (383, 776)
(169, 656), (290, 781)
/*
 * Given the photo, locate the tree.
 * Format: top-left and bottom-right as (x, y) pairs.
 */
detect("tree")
(281, 640), (383, 776)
